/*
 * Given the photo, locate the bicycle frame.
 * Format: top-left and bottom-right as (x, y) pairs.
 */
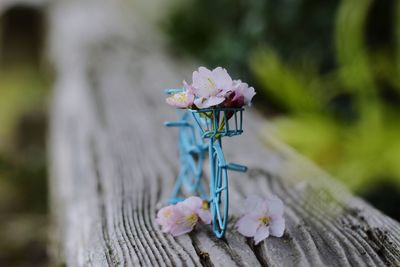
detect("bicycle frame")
(166, 110), (208, 203)
(164, 89), (248, 238)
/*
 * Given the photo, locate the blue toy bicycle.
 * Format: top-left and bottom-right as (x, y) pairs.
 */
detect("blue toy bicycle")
(164, 89), (248, 238)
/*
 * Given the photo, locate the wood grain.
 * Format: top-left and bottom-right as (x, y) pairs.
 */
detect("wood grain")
(48, 1), (400, 266)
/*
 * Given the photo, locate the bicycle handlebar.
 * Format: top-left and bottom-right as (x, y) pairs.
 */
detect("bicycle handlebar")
(164, 88), (184, 95)
(164, 121), (191, 127)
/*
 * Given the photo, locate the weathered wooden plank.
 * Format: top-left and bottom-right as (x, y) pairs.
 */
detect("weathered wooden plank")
(48, 1), (400, 266)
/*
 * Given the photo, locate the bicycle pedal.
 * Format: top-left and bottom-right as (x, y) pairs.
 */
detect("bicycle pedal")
(225, 162), (248, 172)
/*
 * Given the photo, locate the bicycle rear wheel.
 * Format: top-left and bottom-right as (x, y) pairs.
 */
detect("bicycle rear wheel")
(210, 142), (229, 238)
(179, 114), (206, 193)
(169, 112), (206, 203)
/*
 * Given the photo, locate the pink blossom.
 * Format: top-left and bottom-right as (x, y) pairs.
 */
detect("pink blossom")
(166, 90), (194, 108)
(224, 80), (256, 108)
(181, 196), (212, 224)
(236, 195), (285, 245)
(156, 203), (198, 236)
(169, 202), (199, 236)
(155, 205), (179, 233)
(192, 67), (233, 109)
(166, 66), (256, 109)
(232, 80), (256, 106)
(156, 197), (211, 236)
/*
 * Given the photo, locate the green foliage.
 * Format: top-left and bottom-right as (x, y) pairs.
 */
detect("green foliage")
(164, 0), (338, 79)
(251, 49), (332, 114)
(0, 68), (48, 213)
(0, 67), (49, 264)
(164, 0), (400, 194)
(251, 0), (400, 191)
(0, 68), (48, 152)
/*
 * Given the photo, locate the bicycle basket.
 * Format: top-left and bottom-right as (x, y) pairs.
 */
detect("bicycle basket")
(190, 107), (244, 138)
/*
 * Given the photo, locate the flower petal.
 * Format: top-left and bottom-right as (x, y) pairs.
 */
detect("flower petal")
(156, 205), (182, 233)
(156, 205), (174, 224)
(212, 67), (232, 91)
(269, 218), (285, 237)
(193, 67), (213, 88)
(169, 220), (195, 236)
(183, 80), (194, 94)
(192, 67), (219, 97)
(166, 91), (194, 108)
(159, 220), (174, 233)
(194, 96), (225, 109)
(197, 209), (212, 224)
(243, 195), (264, 213)
(236, 214), (260, 237)
(266, 195), (284, 217)
(181, 196), (202, 211)
(254, 225), (270, 245)
(168, 204), (198, 236)
(180, 197), (211, 224)
(243, 86), (256, 105)
(230, 80), (256, 107)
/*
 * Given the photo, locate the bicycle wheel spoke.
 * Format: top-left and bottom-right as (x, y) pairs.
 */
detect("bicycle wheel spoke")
(215, 162), (220, 189)
(215, 201), (224, 229)
(216, 186), (226, 194)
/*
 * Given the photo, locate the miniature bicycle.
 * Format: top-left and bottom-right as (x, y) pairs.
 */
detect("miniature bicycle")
(164, 89), (248, 238)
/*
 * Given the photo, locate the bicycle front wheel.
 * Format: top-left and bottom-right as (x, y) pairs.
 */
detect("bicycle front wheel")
(210, 143), (229, 238)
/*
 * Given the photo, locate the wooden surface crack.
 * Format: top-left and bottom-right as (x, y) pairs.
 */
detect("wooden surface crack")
(90, 138), (118, 266)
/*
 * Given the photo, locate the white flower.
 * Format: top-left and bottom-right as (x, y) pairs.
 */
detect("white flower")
(156, 197), (211, 237)
(182, 196), (212, 224)
(165, 66), (256, 109)
(192, 67), (233, 109)
(165, 81), (195, 108)
(236, 195), (285, 245)
(166, 91), (194, 108)
(231, 80), (256, 106)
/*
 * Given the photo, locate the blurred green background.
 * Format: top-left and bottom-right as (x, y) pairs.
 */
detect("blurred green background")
(0, 5), (49, 267)
(164, 0), (400, 220)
